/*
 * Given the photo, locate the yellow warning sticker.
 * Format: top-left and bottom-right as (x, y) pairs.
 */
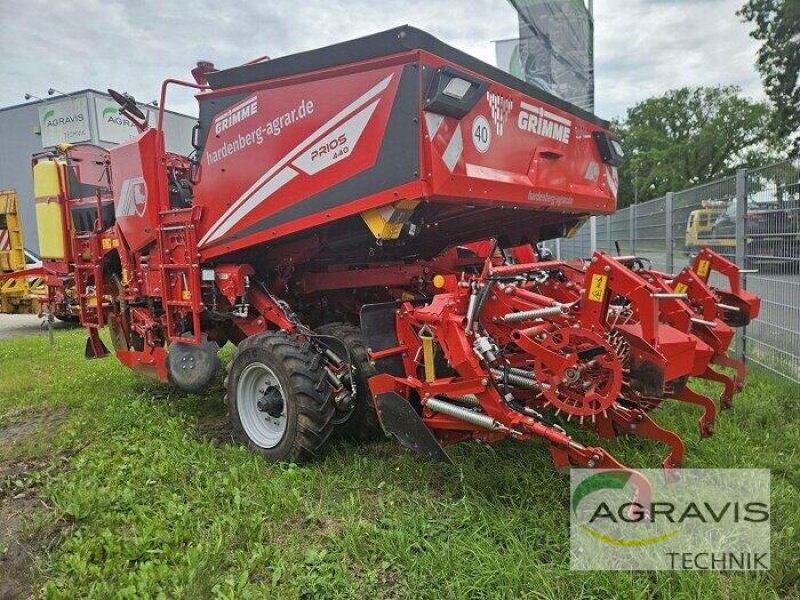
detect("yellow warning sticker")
(674, 282), (688, 295)
(697, 259), (710, 278)
(588, 274), (608, 303)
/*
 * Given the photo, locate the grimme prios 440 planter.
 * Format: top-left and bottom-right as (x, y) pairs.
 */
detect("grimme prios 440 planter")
(34, 27), (759, 490)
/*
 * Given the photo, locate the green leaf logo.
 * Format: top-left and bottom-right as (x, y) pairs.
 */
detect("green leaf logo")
(43, 109), (55, 121)
(572, 471), (631, 516)
(103, 107), (119, 117)
(572, 470), (681, 547)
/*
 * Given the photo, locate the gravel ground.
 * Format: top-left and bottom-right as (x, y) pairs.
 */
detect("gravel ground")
(0, 314), (71, 340)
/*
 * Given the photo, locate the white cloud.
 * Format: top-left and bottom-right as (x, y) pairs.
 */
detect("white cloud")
(594, 0), (763, 118)
(0, 0), (763, 122)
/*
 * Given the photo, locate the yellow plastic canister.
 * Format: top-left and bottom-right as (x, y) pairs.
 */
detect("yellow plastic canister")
(33, 160), (67, 260)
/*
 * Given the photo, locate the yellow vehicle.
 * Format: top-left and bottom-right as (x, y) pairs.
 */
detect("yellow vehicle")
(0, 189), (47, 314)
(684, 200), (730, 252)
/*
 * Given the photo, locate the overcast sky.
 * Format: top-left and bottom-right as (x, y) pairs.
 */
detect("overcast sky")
(0, 0), (762, 121)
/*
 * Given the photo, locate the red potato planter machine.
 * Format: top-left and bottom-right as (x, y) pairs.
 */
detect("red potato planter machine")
(36, 27), (760, 483)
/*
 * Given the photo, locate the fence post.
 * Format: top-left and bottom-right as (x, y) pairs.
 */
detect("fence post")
(735, 169), (747, 362)
(590, 216), (597, 253)
(665, 192), (674, 273)
(629, 204), (636, 255)
(606, 215), (612, 253)
(555, 238), (561, 260)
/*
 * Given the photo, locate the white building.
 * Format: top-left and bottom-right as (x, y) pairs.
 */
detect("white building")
(0, 89), (197, 252)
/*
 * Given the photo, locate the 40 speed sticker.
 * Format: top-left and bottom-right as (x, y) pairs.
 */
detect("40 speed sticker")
(471, 115), (491, 153)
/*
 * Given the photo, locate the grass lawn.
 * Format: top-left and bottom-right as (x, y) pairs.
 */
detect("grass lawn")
(0, 328), (798, 599)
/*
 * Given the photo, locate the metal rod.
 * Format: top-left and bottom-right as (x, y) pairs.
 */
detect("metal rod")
(734, 168), (747, 362)
(690, 317), (717, 328)
(718, 303), (741, 312)
(652, 293), (688, 300)
(464, 286), (478, 332)
(323, 348), (343, 364)
(665, 192), (674, 274)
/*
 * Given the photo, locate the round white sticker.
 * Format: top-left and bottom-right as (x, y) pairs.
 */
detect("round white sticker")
(471, 115), (491, 153)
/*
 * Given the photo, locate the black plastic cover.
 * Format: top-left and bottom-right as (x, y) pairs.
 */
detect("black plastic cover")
(205, 25), (609, 129)
(593, 131), (625, 167)
(423, 67), (488, 119)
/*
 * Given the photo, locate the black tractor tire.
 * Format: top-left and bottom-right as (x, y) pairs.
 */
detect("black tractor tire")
(316, 322), (384, 441)
(167, 334), (221, 394)
(226, 331), (335, 463)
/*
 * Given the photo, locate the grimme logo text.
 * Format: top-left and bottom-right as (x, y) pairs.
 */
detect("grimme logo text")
(518, 100), (571, 144)
(215, 96), (259, 135)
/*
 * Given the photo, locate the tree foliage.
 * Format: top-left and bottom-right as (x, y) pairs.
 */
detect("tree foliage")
(739, 0), (800, 154)
(614, 86), (781, 207)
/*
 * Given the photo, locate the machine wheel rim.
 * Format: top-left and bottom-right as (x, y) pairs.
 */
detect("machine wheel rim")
(332, 370), (357, 426)
(237, 361), (288, 449)
(332, 401), (356, 426)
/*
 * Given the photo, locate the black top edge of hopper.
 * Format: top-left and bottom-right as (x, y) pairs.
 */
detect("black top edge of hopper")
(205, 25), (610, 129)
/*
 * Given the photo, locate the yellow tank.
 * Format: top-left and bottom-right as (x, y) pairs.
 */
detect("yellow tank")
(33, 160), (67, 260)
(0, 189), (25, 272)
(0, 188), (46, 314)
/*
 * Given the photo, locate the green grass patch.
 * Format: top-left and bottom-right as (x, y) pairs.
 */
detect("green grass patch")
(0, 328), (798, 598)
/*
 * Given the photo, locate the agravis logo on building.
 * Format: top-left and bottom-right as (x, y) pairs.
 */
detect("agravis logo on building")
(41, 110), (85, 128)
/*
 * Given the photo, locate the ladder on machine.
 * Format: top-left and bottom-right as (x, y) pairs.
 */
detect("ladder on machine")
(72, 206), (109, 358)
(156, 206), (203, 344)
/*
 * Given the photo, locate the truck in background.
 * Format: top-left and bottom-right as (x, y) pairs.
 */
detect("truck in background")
(0, 189), (48, 315)
(684, 200), (727, 254)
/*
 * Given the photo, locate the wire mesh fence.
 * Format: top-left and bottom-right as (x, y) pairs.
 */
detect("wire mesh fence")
(595, 214), (609, 253)
(633, 196), (668, 272)
(671, 176), (738, 273)
(609, 209), (633, 255)
(552, 158), (800, 385)
(742, 161), (800, 382)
